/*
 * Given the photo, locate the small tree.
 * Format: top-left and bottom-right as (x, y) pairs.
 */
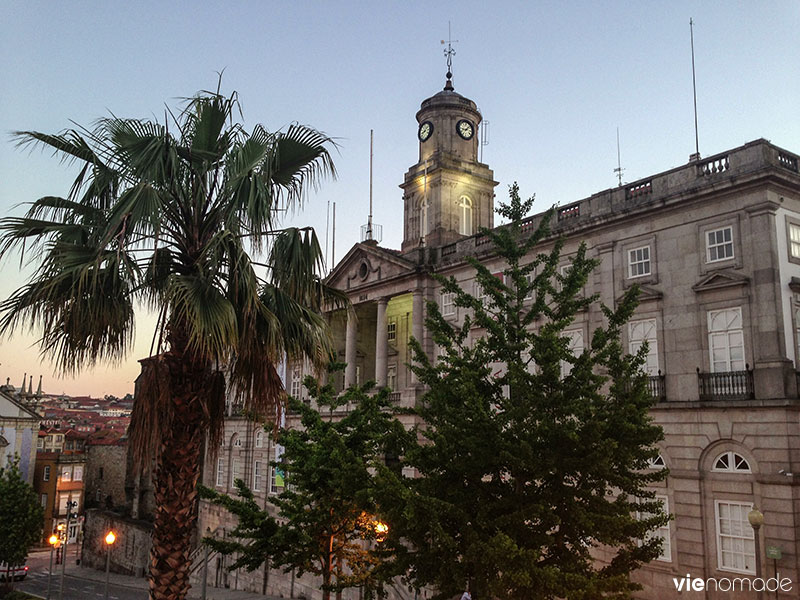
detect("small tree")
(0, 457), (44, 589)
(200, 374), (406, 600)
(383, 184), (668, 599)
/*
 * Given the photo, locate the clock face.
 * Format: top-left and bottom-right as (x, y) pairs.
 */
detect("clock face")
(418, 121), (433, 142)
(457, 119), (474, 140)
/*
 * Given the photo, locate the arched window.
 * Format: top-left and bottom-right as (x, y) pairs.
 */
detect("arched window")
(231, 434), (241, 448)
(458, 195), (473, 235)
(648, 455), (666, 469)
(255, 430), (264, 448)
(712, 451), (751, 473)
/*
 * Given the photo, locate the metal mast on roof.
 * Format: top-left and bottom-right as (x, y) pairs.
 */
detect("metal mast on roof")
(614, 127), (625, 187)
(690, 18), (701, 160)
(441, 22), (458, 90)
(361, 130), (382, 243)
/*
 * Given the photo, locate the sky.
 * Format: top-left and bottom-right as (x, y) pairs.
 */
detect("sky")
(0, 1), (798, 398)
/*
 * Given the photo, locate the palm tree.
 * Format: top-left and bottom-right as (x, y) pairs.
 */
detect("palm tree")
(0, 87), (344, 600)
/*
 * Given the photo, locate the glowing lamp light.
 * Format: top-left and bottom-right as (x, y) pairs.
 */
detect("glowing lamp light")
(48, 534), (59, 546)
(374, 520), (389, 541)
(105, 531), (116, 545)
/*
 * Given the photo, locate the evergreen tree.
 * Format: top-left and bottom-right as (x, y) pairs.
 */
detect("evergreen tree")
(200, 373), (406, 600)
(0, 457), (44, 589)
(383, 184), (668, 600)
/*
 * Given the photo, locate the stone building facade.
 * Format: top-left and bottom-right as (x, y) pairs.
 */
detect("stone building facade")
(198, 75), (800, 599)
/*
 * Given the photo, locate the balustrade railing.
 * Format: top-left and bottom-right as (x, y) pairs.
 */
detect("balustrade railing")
(648, 372), (666, 402)
(627, 180), (652, 199)
(697, 155), (730, 176)
(696, 366), (754, 401)
(557, 204), (580, 221)
(779, 152), (799, 173)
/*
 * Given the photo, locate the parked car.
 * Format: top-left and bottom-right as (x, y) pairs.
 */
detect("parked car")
(0, 562), (29, 581)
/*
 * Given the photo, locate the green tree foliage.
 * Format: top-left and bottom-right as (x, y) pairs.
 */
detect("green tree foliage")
(0, 458), (44, 582)
(200, 373), (406, 600)
(381, 184), (669, 600)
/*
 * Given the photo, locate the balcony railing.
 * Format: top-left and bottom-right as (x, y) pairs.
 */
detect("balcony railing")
(648, 372), (666, 402)
(697, 366), (754, 401)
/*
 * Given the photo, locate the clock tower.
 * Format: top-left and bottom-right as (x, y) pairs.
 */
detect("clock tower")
(400, 73), (497, 252)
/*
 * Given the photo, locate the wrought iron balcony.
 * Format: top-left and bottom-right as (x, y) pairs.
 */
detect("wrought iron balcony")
(696, 366), (754, 401)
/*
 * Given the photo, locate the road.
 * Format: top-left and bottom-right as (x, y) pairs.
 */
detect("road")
(15, 550), (146, 600)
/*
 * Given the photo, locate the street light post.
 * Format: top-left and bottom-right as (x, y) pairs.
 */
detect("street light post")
(47, 534), (59, 600)
(201, 528), (210, 600)
(748, 506), (765, 600)
(59, 500), (77, 600)
(104, 531), (116, 600)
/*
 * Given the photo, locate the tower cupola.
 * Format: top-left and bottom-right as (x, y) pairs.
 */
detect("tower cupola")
(400, 76), (497, 252)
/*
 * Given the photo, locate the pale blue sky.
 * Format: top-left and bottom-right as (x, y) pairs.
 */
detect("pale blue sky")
(1, 1), (798, 396)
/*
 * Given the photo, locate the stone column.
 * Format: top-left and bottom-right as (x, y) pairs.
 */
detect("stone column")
(345, 310), (357, 388)
(411, 290), (425, 383)
(375, 298), (388, 387)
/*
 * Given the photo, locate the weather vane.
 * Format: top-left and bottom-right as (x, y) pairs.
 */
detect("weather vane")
(441, 22), (458, 90)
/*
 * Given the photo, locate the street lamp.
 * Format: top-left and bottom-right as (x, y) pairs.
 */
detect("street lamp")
(47, 534), (59, 600)
(748, 506), (764, 600)
(104, 531), (116, 600)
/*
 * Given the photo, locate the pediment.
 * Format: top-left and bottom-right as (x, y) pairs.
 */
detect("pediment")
(326, 243), (416, 290)
(617, 284), (663, 304)
(692, 270), (750, 293)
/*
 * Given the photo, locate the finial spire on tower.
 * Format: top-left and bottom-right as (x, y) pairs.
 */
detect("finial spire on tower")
(441, 22), (458, 91)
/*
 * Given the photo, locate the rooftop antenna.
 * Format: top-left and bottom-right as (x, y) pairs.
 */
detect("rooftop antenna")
(441, 22), (458, 91)
(689, 18), (701, 161)
(331, 202), (336, 266)
(480, 120), (490, 163)
(614, 127), (625, 186)
(361, 130), (383, 243)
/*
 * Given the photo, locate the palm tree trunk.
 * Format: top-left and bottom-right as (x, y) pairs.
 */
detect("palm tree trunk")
(148, 327), (209, 600)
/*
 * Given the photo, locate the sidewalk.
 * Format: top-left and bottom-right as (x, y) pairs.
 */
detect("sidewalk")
(27, 550), (286, 600)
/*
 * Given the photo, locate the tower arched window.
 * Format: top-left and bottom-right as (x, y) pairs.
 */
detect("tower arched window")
(419, 198), (429, 239)
(458, 195), (473, 235)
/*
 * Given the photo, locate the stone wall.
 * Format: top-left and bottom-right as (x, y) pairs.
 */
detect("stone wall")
(84, 445), (127, 511)
(82, 509), (152, 578)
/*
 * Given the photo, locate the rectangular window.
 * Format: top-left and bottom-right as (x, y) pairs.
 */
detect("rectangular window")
(60, 466), (71, 481)
(715, 500), (755, 574)
(561, 329), (584, 377)
(387, 364), (397, 390)
(99, 466), (104, 480)
(441, 291), (455, 316)
(356, 365), (362, 386)
(708, 308), (745, 372)
(58, 494), (69, 515)
(270, 465), (285, 495)
(387, 321), (397, 342)
(253, 460), (264, 492)
(37, 438), (43, 449)
(629, 319), (659, 375)
(232, 459), (243, 485)
(638, 495), (671, 562)
(43, 466), (50, 481)
(707, 227), (734, 262)
(522, 271), (535, 301)
(41, 493), (48, 509)
(628, 246), (651, 278)
(790, 223), (800, 258)
(215, 458), (224, 487)
(475, 281), (488, 304)
(72, 466), (83, 482)
(290, 366), (302, 398)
